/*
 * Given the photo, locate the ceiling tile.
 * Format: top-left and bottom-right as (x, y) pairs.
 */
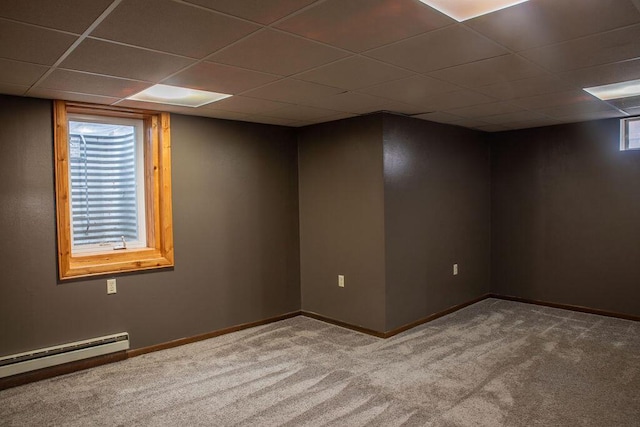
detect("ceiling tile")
(511, 90), (597, 110)
(201, 96), (291, 114)
(369, 101), (425, 115)
(444, 118), (491, 128)
(475, 124), (512, 132)
(536, 100), (617, 118)
(0, 58), (48, 86)
(301, 92), (389, 114)
(507, 118), (565, 129)
(0, 0), (113, 33)
(182, 0), (317, 24)
(38, 69), (150, 98)
(521, 24), (640, 72)
(295, 112), (361, 127)
(61, 38), (195, 83)
(414, 111), (464, 124)
(164, 61), (279, 94)
(27, 88), (120, 105)
(474, 74), (574, 100)
(558, 59), (640, 88)
(0, 19), (77, 65)
(295, 56), (413, 90)
(358, 75), (460, 105)
(416, 112), (490, 128)
(366, 25), (507, 73)
(275, 0), (453, 52)
(241, 79), (344, 104)
(242, 115), (302, 126)
(263, 105), (341, 121)
(446, 102), (524, 119)
(466, 0), (640, 52)
(210, 29), (349, 76)
(0, 83), (29, 96)
(91, 0), (259, 58)
(429, 55), (546, 88)
(482, 110), (550, 125)
(416, 90), (496, 111)
(558, 110), (625, 123)
(623, 106), (640, 116)
(182, 109), (251, 121)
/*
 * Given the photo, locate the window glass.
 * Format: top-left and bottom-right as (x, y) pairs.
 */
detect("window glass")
(68, 118), (146, 253)
(628, 119), (640, 150)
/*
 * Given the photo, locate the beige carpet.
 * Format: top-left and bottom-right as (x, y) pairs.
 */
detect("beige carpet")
(1, 298), (639, 426)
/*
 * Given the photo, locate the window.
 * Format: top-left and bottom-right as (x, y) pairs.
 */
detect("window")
(621, 117), (640, 151)
(54, 101), (174, 280)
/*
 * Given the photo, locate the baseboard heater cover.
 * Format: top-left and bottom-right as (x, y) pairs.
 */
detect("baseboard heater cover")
(0, 333), (129, 379)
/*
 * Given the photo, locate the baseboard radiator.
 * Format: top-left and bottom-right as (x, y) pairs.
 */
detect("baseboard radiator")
(0, 333), (129, 379)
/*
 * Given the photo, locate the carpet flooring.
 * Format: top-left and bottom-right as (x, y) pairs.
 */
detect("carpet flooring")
(1, 298), (639, 426)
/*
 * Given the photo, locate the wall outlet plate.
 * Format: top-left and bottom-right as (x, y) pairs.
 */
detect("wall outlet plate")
(338, 275), (345, 288)
(107, 278), (117, 294)
(453, 264), (459, 275)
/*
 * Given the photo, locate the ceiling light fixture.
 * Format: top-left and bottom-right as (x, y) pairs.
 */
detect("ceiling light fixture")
(127, 84), (231, 108)
(418, 0), (529, 22)
(584, 79), (640, 101)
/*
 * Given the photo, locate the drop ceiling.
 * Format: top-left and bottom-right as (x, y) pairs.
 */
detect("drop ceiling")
(1, 0), (640, 131)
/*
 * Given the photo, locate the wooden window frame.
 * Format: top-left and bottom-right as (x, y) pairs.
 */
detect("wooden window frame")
(54, 101), (174, 280)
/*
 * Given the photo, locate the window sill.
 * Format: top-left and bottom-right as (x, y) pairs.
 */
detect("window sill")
(61, 248), (174, 279)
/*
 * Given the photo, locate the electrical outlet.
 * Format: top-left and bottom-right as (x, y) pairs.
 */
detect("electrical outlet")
(107, 278), (117, 294)
(338, 275), (345, 288)
(453, 264), (459, 276)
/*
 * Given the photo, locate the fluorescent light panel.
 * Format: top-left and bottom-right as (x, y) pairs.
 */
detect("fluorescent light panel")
(127, 84), (231, 107)
(584, 79), (640, 101)
(419, 0), (529, 21)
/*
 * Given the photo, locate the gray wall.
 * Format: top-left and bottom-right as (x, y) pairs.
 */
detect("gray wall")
(491, 119), (640, 316)
(0, 95), (301, 356)
(298, 115), (387, 332)
(383, 115), (491, 330)
(3, 93), (638, 359)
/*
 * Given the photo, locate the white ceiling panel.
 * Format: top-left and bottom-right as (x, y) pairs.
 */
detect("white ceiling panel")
(429, 55), (546, 88)
(358, 75), (461, 106)
(0, 19), (77, 65)
(301, 92), (389, 114)
(262, 104), (342, 121)
(521, 24), (640, 72)
(209, 29), (349, 76)
(511, 90), (598, 110)
(558, 59), (640, 89)
(0, 58), (48, 87)
(0, 83), (29, 96)
(295, 56), (413, 90)
(182, 0), (317, 24)
(201, 96), (292, 115)
(467, 0), (640, 52)
(366, 25), (507, 73)
(0, 0), (114, 34)
(27, 88), (120, 105)
(0, 0), (636, 131)
(275, 0), (453, 52)
(447, 102), (525, 119)
(61, 38), (195, 83)
(38, 69), (150, 98)
(474, 75), (574, 101)
(164, 61), (280, 94)
(241, 79), (344, 104)
(91, 0), (259, 58)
